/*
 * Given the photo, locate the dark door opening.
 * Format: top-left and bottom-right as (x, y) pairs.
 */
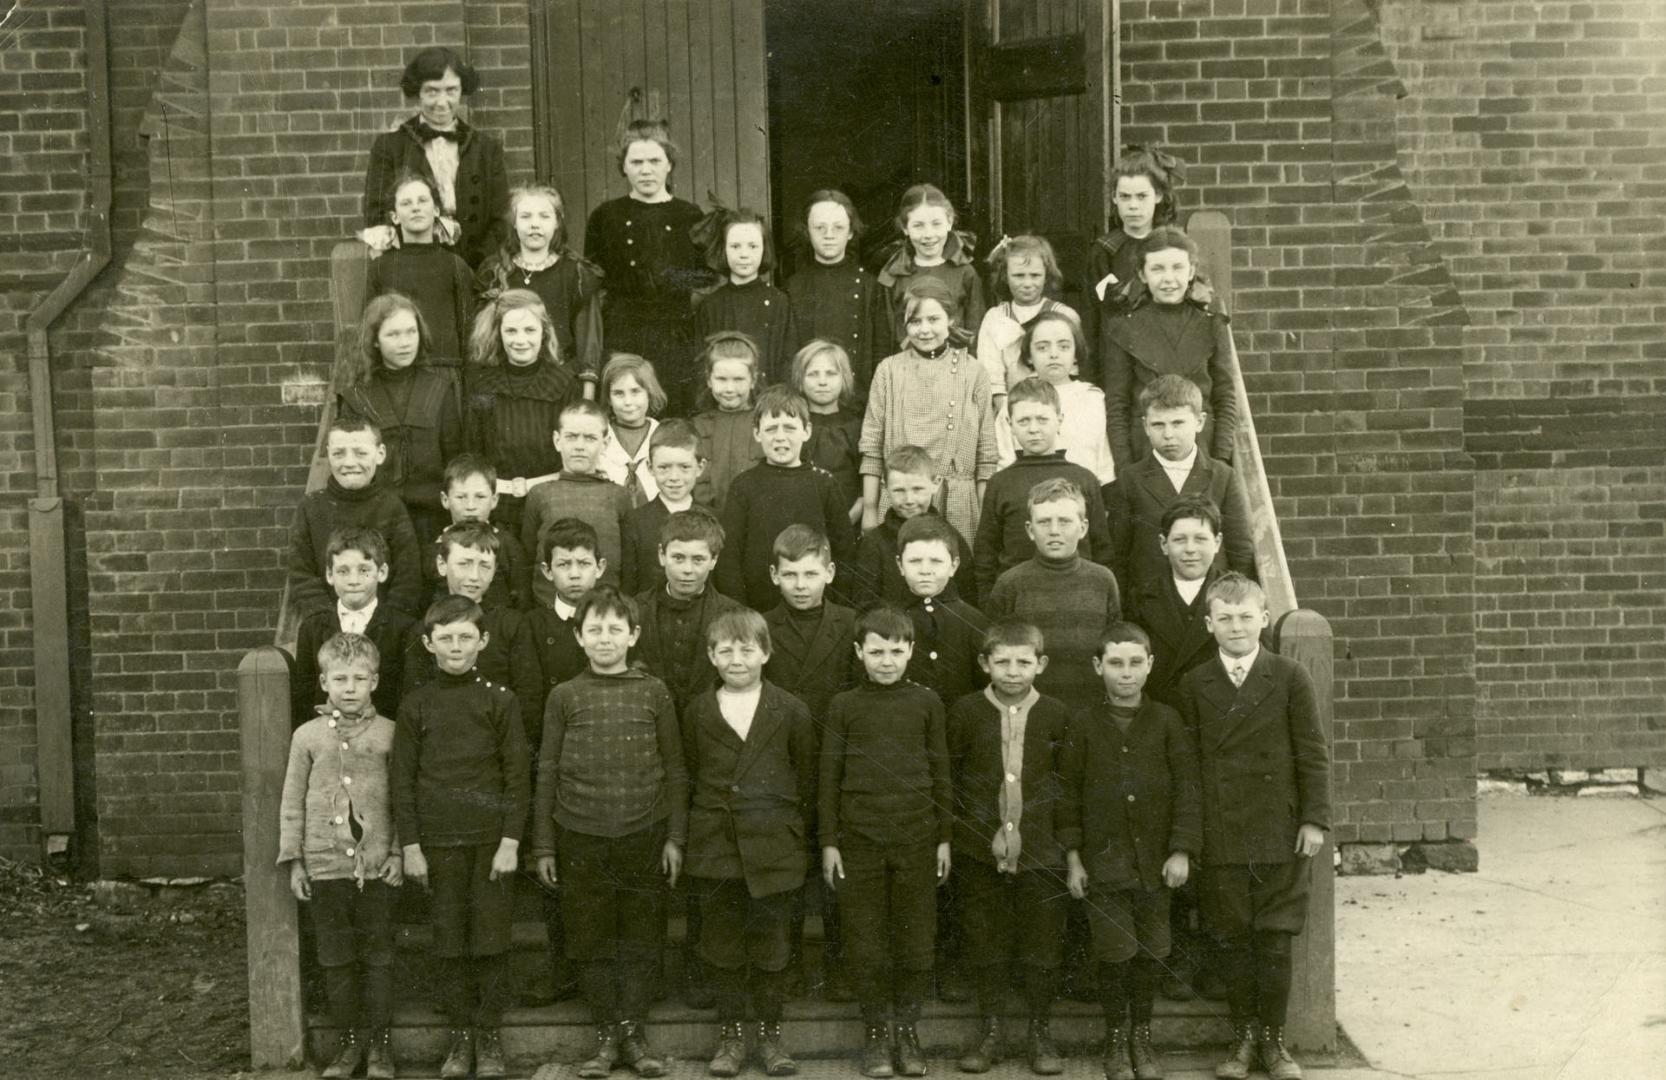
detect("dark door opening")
(764, 0), (969, 279)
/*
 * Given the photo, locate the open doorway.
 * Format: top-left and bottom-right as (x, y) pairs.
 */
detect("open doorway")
(764, 0), (969, 279)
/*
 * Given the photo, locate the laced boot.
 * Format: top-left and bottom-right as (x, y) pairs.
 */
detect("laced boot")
(956, 1015), (1001, 1073)
(576, 1023), (620, 1079)
(364, 1027), (397, 1080)
(474, 1027), (507, 1078)
(1026, 1018), (1063, 1076)
(757, 1020), (798, 1076)
(618, 1019), (668, 1078)
(439, 1028), (474, 1079)
(1102, 1024), (1134, 1080)
(708, 1021), (747, 1077)
(1259, 1025), (1303, 1080)
(1214, 1022), (1257, 1080)
(861, 1022), (895, 1078)
(1128, 1023), (1163, 1079)
(321, 1029), (363, 1079)
(894, 1022), (927, 1077)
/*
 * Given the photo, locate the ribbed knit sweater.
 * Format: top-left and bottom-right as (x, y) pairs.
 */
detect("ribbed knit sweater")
(392, 668), (529, 848)
(985, 555), (1123, 712)
(285, 476), (423, 620)
(972, 450), (1115, 598)
(818, 678), (952, 849)
(716, 461), (857, 610)
(519, 470), (632, 606)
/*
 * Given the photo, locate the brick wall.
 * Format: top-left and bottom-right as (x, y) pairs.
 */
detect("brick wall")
(1120, 0), (1480, 859)
(1378, 0), (1666, 773)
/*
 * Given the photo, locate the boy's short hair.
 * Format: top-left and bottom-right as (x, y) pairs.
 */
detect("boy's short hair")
(436, 521), (500, 560)
(574, 583), (639, 630)
(752, 384), (812, 428)
(659, 508), (725, 557)
(1161, 494), (1223, 538)
(884, 445), (937, 481)
(896, 513), (960, 558)
(443, 452), (498, 491)
(558, 397), (609, 429)
(1206, 571), (1266, 611)
(773, 523), (832, 566)
(423, 594), (486, 635)
(317, 631), (381, 672)
(325, 525), (388, 568)
(1027, 476), (1087, 514)
(1138, 373), (1205, 419)
(540, 517), (601, 565)
(649, 417), (700, 460)
(981, 618), (1045, 658)
(856, 605), (914, 645)
(328, 414), (383, 444)
(1098, 620), (1153, 656)
(1006, 376), (1062, 415)
(707, 608), (772, 653)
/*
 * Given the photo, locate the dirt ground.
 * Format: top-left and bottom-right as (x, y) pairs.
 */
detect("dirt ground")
(0, 856), (253, 1079)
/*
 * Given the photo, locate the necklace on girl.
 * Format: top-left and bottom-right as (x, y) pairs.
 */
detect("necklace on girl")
(514, 251), (559, 283)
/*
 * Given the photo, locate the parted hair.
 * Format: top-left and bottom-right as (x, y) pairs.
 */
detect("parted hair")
(1137, 373), (1205, 418)
(1020, 310), (1090, 377)
(659, 507), (726, 557)
(1138, 225), (1199, 266)
(790, 340), (859, 408)
(325, 526), (390, 568)
(1006, 376), (1062, 415)
(981, 617), (1045, 658)
(469, 288), (564, 368)
(987, 234), (1064, 302)
(574, 583), (640, 630)
(1205, 571), (1266, 611)
(797, 189), (865, 245)
(773, 523), (832, 566)
(435, 521), (500, 561)
(540, 517), (602, 565)
(423, 594), (486, 635)
(317, 631), (382, 672)
(345, 293), (433, 395)
(600, 353), (670, 418)
(1161, 494), (1223, 538)
(707, 608), (771, 652)
(1097, 620), (1153, 656)
(615, 119), (680, 175)
(856, 605), (914, 645)
(399, 46), (481, 98)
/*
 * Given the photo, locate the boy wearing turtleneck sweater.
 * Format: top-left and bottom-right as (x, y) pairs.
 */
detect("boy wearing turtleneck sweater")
(286, 417), (424, 621)
(716, 387), (857, 610)
(851, 446), (978, 608)
(985, 478), (1123, 713)
(621, 420), (706, 597)
(521, 400), (633, 608)
(973, 378), (1114, 599)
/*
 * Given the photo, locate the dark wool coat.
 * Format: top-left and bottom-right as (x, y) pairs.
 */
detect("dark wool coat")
(1105, 449), (1255, 594)
(786, 257), (894, 392)
(1178, 650), (1331, 868)
(762, 601), (858, 724)
(632, 586), (744, 711)
(362, 116), (509, 269)
(285, 477), (424, 620)
(290, 603), (415, 729)
(682, 682), (818, 897)
(1099, 298), (1238, 470)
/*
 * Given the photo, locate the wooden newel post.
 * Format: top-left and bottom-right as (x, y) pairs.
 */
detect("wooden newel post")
(240, 645), (306, 1069)
(1275, 608), (1337, 1052)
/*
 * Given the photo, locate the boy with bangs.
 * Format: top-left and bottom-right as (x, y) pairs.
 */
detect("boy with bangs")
(634, 508), (743, 714)
(286, 415), (423, 620)
(895, 514), (989, 710)
(851, 445), (978, 607)
(431, 453), (534, 611)
(973, 378), (1114, 598)
(291, 526), (414, 728)
(820, 607), (952, 1079)
(946, 619), (1080, 1076)
(718, 385), (856, 610)
(683, 609), (818, 1077)
(521, 398), (634, 607)
(400, 521), (544, 746)
(621, 419), (706, 596)
(1179, 574), (1329, 1080)
(532, 585), (687, 1080)
(1106, 375), (1252, 594)
(528, 517), (606, 691)
(394, 596), (529, 1079)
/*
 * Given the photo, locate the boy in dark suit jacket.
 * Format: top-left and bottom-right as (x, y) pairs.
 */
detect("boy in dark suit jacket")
(1125, 494), (1230, 708)
(291, 526), (414, 728)
(683, 609), (818, 1077)
(1067, 621), (1200, 1080)
(620, 419), (705, 597)
(947, 619), (1081, 1075)
(1178, 573), (1330, 1080)
(762, 525), (858, 998)
(1105, 375), (1253, 594)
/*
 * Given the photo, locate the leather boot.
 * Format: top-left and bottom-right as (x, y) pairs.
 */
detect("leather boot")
(1260, 1025), (1303, 1080)
(1214, 1022), (1257, 1080)
(1102, 1024), (1134, 1080)
(756, 1020), (798, 1076)
(861, 1022), (895, 1078)
(894, 1022), (927, 1077)
(364, 1027), (397, 1079)
(576, 1023), (620, 1079)
(1128, 1022), (1163, 1079)
(321, 1029), (363, 1079)
(618, 1019), (668, 1078)
(708, 1020), (747, 1077)
(474, 1027), (507, 1078)
(439, 1028), (474, 1079)
(1026, 1018), (1063, 1076)
(956, 1015), (1001, 1073)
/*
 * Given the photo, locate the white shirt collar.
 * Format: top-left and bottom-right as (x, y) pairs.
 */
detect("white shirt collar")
(1220, 646), (1259, 677)
(553, 597), (576, 621)
(1157, 446), (1198, 491)
(661, 494), (693, 513)
(338, 597), (377, 634)
(1174, 575), (1205, 605)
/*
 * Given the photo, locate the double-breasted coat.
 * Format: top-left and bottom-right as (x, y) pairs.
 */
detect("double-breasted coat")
(762, 601), (858, 724)
(1105, 448), (1256, 594)
(1070, 698), (1202, 891)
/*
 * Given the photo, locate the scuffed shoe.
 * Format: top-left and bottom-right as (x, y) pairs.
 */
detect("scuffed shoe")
(756, 1020), (797, 1076)
(1129, 1023), (1163, 1079)
(709, 1021), (747, 1077)
(862, 1022), (895, 1078)
(576, 1023), (620, 1079)
(474, 1027), (507, 1078)
(956, 1015), (1000, 1073)
(1260, 1025), (1303, 1080)
(1026, 1018), (1063, 1076)
(1214, 1022), (1256, 1080)
(1102, 1024), (1134, 1080)
(321, 1029), (363, 1079)
(364, 1027), (397, 1079)
(618, 1019), (667, 1078)
(894, 1022), (927, 1077)
(439, 1028), (474, 1079)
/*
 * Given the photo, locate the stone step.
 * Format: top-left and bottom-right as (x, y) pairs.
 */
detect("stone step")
(308, 996), (1233, 1069)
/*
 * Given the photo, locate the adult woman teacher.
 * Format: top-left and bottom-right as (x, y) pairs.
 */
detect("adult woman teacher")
(583, 119), (714, 416)
(362, 46), (509, 270)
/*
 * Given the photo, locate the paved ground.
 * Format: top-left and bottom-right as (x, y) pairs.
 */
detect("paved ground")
(1335, 793), (1666, 1080)
(255, 794), (1666, 1078)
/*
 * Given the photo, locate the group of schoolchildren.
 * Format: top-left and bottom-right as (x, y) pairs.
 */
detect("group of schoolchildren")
(277, 85), (1330, 1080)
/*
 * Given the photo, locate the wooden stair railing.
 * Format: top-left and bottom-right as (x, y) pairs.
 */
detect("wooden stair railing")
(240, 230), (1335, 1069)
